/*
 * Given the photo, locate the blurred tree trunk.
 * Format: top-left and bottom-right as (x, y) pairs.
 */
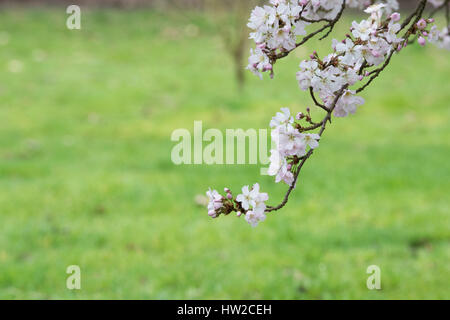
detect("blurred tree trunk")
(205, 0), (262, 92)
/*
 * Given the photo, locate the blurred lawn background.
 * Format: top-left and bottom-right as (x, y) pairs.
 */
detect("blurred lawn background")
(0, 4), (449, 299)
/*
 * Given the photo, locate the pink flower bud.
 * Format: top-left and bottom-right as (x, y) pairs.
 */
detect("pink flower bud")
(208, 210), (217, 218)
(264, 64), (272, 71)
(227, 193), (233, 200)
(417, 19), (427, 30)
(418, 36), (426, 46)
(257, 43), (266, 49)
(422, 31), (428, 37)
(287, 164), (292, 171)
(296, 112), (303, 120)
(390, 13), (401, 22)
(236, 211), (242, 217)
(427, 18), (435, 24)
(358, 75), (364, 81)
(224, 187), (230, 193)
(300, 0), (308, 5)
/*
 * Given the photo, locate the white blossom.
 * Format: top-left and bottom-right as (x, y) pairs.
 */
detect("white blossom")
(236, 185), (257, 210)
(247, 47), (271, 80)
(303, 133), (321, 149)
(352, 19), (375, 41)
(334, 90), (365, 117)
(277, 124), (307, 156)
(336, 38), (364, 66)
(270, 107), (294, 129)
(245, 210), (266, 227)
(236, 183), (269, 227)
(267, 150), (294, 185)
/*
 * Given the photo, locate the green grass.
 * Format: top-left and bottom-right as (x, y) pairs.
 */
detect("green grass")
(0, 8), (449, 299)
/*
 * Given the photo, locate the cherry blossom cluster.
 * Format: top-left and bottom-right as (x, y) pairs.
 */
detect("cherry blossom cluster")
(428, 26), (450, 49)
(418, 21), (450, 49)
(246, 0), (400, 79)
(426, 0), (450, 49)
(268, 108), (320, 185)
(207, 184), (269, 227)
(207, 0), (449, 227)
(297, 4), (404, 116)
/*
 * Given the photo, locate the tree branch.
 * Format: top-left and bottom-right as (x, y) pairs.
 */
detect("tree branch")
(265, 0), (437, 213)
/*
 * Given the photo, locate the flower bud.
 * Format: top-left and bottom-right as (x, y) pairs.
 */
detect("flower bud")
(390, 13), (401, 22)
(264, 64), (273, 71)
(257, 43), (266, 49)
(227, 193), (233, 200)
(418, 36), (426, 46)
(208, 210), (217, 218)
(296, 112), (303, 120)
(416, 19), (427, 30)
